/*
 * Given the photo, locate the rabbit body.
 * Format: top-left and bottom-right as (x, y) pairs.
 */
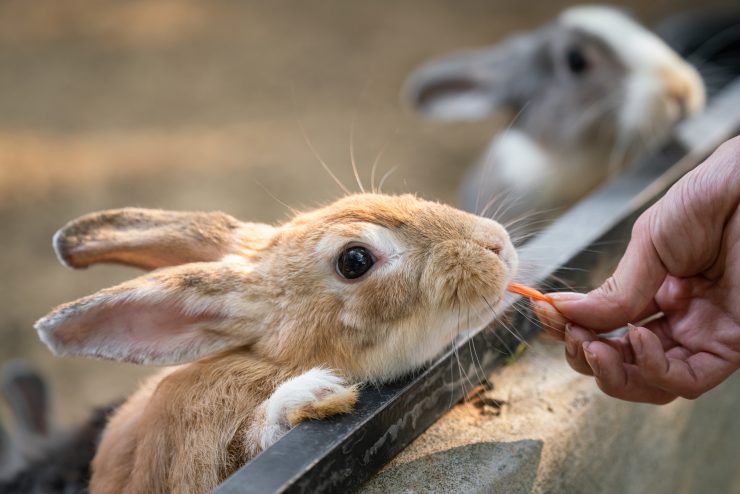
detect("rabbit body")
(91, 356), (354, 494)
(35, 194), (517, 492)
(459, 129), (609, 222)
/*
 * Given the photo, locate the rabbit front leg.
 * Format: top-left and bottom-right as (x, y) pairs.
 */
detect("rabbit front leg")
(246, 368), (358, 454)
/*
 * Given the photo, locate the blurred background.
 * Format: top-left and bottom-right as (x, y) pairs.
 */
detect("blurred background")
(0, 0), (734, 429)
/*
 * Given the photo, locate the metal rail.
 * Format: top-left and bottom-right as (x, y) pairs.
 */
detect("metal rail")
(214, 79), (740, 494)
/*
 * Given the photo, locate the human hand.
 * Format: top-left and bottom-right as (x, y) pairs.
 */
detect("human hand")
(534, 136), (740, 404)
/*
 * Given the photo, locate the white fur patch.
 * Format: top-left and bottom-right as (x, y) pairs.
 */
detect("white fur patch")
(260, 368), (348, 450)
(220, 254), (251, 265)
(618, 73), (662, 140)
(423, 91), (496, 121)
(487, 130), (549, 189)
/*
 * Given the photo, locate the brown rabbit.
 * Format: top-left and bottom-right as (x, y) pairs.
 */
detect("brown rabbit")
(35, 193), (517, 493)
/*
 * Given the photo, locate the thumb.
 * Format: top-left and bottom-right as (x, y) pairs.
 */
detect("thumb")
(551, 214), (667, 332)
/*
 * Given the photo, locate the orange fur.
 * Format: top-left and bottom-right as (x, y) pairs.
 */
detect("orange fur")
(36, 193), (517, 492)
(286, 385), (359, 426)
(90, 353), (299, 494)
(53, 208), (272, 270)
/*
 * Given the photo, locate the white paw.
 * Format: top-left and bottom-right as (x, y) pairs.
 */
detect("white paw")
(260, 368), (356, 450)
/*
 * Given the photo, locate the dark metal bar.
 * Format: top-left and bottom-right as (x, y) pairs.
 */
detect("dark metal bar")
(214, 79), (740, 494)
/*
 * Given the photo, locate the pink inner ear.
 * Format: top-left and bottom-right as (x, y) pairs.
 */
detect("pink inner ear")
(51, 300), (231, 365)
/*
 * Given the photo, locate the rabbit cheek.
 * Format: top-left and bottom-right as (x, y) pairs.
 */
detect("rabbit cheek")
(342, 272), (417, 326)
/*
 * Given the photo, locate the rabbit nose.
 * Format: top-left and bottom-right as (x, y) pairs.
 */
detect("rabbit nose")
(660, 65), (704, 118)
(663, 78), (690, 118)
(476, 240), (502, 255)
(669, 89), (690, 120)
(670, 92), (688, 119)
(486, 243), (503, 255)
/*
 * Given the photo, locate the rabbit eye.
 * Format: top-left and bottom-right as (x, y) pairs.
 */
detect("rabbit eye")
(337, 246), (375, 279)
(566, 47), (589, 75)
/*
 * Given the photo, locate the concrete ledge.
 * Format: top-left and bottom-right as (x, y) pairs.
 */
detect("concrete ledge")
(360, 337), (740, 494)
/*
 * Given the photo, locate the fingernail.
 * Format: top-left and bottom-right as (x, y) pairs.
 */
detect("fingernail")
(549, 292), (587, 302)
(628, 324), (642, 355)
(531, 299), (550, 313)
(582, 342), (600, 375)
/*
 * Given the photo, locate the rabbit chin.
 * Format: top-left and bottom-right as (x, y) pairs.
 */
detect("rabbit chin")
(348, 297), (500, 384)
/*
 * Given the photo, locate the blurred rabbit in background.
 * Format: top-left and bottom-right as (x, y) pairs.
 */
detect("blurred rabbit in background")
(0, 361), (51, 480)
(404, 6), (705, 235)
(0, 362), (111, 493)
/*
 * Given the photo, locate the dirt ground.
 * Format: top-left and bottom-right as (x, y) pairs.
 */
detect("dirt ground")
(0, 0), (728, 428)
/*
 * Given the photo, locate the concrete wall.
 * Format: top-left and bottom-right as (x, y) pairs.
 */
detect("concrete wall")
(360, 337), (740, 494)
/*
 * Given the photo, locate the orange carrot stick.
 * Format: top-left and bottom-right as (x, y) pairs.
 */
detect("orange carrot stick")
(507, 282), (554, 305)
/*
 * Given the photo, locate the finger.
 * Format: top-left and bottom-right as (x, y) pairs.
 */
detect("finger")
(665, 346), (692, 360)
(565, 325), (636, 376)
(582, 341), (677, 404)
(565, 325), (597, 375)
(628, 325), (736, 399)
(643, 316), (679, 351)
(550, 214), (667, 331)
(532, 300), (567, 340)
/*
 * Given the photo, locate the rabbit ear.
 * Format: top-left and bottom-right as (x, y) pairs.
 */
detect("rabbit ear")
(53, 208), (275, 271)
(0, 420), (8, 470)
(1, 362), (51, 438)
(35, 261), (267, 365)
(403, 32), (548, 121)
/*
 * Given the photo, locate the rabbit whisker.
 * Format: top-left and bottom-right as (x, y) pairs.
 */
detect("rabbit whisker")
(686, 23), (740, 71)
(370, 127), (400, 194)
(480, 295), (519, 352)
(466, 306), (492, 391)
(349, 116), (366, 193)
(297, 118), (351, 195)
(479, 189), (514, 219)
(567, 90), (622, 142)
(475, 100), (532, 216)
(491, 305), (575, 381)
(454, 305), (477, 401)
(377, 165), (399, 193)
(252, 180), (298, 216)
